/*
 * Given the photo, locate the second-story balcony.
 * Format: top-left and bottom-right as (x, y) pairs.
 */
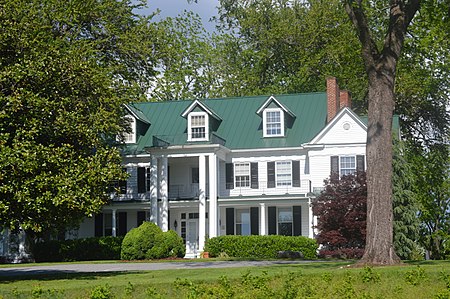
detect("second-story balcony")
(153, 133), (226, 148)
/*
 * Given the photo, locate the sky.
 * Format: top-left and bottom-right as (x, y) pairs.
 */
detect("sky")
(139, 0), (219, 31)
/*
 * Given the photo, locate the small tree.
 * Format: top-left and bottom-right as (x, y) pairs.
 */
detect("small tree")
(312, 172), (367, 259)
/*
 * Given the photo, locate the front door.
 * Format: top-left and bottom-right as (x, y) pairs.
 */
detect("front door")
(186, 220), (199, 256)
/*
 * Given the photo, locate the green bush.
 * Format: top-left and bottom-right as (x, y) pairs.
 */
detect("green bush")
(32, 236), (123, 262)
(204, 235), (318, 259)
(121, 222), (185, 260)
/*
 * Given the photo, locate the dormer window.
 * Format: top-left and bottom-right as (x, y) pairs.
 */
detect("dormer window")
(188, 112), (209, 141)
(123, 115), (136, 143)
(256, 96), (294, 138)
(263, 108), (284, 137)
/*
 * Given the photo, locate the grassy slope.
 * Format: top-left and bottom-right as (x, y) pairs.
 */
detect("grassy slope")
(1, 260), (450, 298)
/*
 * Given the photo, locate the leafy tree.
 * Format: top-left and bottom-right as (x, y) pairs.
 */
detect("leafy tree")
(149, 11), (223, 101)
(312, 173), (367, 259)
(412, 144), (450, 259)
(0, 0), (156, 237)
(392, 140), (421, 260)
(214, 0), (368, 109)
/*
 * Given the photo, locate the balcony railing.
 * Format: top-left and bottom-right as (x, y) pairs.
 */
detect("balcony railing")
(112, 179), (312, 202)
(227, 179), (312, 196)
(152, 133), (226, 148)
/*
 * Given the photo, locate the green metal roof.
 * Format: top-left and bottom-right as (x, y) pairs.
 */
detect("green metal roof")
(123, 93), (330, 154)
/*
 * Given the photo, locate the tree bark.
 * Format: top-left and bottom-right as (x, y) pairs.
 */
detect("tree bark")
(344, 0), (420, 265)
(359, 69), (401, 265)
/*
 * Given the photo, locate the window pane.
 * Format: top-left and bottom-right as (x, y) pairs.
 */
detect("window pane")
(191, 127), (205, 139)
(236, 210), (251, 236)
(276, 161), (292, 186)
(279, 223), (292, 236)
(340, 156), (356, 175)
(265, 110), (282, 136)
(235, 163), (250, 187)
(278, 207), (293, 236)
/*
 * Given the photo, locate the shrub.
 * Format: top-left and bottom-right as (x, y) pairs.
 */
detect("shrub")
(121, 222), (185, 260)
(204, 235), (317, 259)
(32, 236), (123, 262)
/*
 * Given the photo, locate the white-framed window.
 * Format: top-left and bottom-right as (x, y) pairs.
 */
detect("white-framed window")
(276, 161), (292, 187)
(122, 115), (136, 144)
(278, 207), (293, 236)
(188, 112), (208, 141)
(340, 156), (356, 176)
(236, 209), (251, 236)
(263, 108), (284, 137)
(235, 162), (250, 188)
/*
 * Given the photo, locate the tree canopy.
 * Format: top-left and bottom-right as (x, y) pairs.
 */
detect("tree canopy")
(0, 0), (157, 236)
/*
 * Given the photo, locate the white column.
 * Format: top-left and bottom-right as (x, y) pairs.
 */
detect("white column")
(208, 154), (218, 238)
(160, 156), (169, 232)
(111, 209), (117, 237)
(260, 203), (266, 235)
(308, 198), (314, 238)
(198, 154), (206, 252)
(150, 156), (158, 224)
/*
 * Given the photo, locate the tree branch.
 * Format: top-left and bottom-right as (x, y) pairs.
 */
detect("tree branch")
(343, 1), (380, 70)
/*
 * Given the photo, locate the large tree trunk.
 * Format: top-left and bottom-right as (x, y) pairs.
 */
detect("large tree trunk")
(344, 0), (420, 266)
(359, 70), (401, 265)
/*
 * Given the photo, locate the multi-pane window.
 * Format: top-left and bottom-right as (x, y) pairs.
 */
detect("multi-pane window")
(278, 207), (293, 236)
(235, 163), (250, 188)
(340, 156), (356, 176)
(122, 115), (136, 143)
(236, 209), (251, 236)
(265, 110), (282, 136)
(189, 113), (207, 140)
(276, 161), (292, 186)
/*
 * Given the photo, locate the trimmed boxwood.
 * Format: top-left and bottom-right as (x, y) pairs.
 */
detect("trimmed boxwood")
(121, 222), (185, 260)
(32, 236), (123, 262)
(204, 235), (318, 259)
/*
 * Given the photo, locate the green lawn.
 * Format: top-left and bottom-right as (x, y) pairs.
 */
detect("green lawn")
(1, 260), (450, 298)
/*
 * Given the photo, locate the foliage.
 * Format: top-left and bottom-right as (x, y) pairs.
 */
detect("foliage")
(32, 236), (123, 262)
(0, 0), (157, 235)
(214, 0), (367, 109)
(90, 284), (113, 299)
(392, 139), (421, 260)
(149, 11), (222, 101)
(204, 235), (317, 259)
(412, 144), (450, 259)
(120, 222), (185, 260)
(312, 172), (367, 259)
(3, 261), (450, 298)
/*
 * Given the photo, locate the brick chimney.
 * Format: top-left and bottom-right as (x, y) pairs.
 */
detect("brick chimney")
(339, 90), (352, 109)
(326, 77), (340, 122)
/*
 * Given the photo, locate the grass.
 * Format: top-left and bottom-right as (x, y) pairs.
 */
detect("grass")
(1, 260), (450, 298)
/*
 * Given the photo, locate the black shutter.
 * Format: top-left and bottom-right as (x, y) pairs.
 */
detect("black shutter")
(119, 168), (127, 194)
(137, 211), (146, 226)
(118, 212), (127, 236)
(250, 162), (259, 189)
(95, 213), (103, 237)
(267, 162), (275, 188)
(226, 208), (235, 235)
(330, 156), (339, 176)
(137, 167), (146, 193)
(268, 206), (277, 235)
(292, 161), (300, 187)
(226, 163), (234, 189)
(250, 207), (259, 235)
(293, 206), (302, 236)
(356, 155), (365, 172)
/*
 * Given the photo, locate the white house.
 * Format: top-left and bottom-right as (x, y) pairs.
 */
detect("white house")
(69, 77), (389, 258)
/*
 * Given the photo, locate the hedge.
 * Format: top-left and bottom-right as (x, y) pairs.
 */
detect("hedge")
(32, 236), (123, 262)
(204, 235), (318, 259)
(121, 222), (185, 260)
